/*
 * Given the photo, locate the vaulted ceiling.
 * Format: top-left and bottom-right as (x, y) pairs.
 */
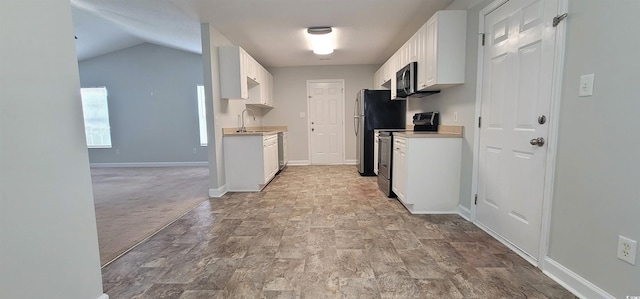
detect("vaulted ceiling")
(71, 0), (457, 67)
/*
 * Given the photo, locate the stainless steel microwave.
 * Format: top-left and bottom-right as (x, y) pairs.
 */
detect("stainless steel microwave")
(396, 62), (417, 98)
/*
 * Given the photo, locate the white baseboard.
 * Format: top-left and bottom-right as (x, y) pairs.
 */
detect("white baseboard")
(457, 204), (471, 221)
(209, 185), (228, 198)
(344, 159), (357, 165)
(288, 160), (310, 166)
(542, 257), (614, 299)
(98, 294), (109, 299)
(90, 162), (208, 168)
(409, 210), (459, 215)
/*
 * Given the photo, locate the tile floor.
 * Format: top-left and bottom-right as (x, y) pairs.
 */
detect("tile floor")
(102, 165), (575, 298)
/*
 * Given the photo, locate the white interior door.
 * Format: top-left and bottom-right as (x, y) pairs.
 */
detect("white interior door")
(308, 81), (344, 165)
(476, 0), (558, 261)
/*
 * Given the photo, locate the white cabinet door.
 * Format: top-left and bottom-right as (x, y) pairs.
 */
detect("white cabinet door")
(416, 23), (428, 90)
(219, 46), (248, 100)
(390, 53), (398, 100)
(374, 132), (379, 175)
(420, 10), (467, 91)
(392, 137), (407, 201)
(424, 16), (438, 88)
(263, 134), (278, 183)
(397, 138), (407, 201)
(263, 136), (270, 183)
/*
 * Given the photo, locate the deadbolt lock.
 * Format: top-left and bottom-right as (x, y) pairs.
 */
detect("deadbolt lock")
(538, 115), (547, 125)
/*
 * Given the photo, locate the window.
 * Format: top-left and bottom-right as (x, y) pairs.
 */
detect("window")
(197, 85), (208, 146)
(80, 87), (112, 148)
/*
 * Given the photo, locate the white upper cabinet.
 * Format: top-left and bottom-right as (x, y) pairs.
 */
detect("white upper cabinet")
(418, 10), (467, 91)
(374, 10), (467, 95)
(219, 46), (275, 108)
(219, 46), (248, 99)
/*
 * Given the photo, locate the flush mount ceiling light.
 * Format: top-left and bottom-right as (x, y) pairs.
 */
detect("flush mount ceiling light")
(307, 27), (334, 55)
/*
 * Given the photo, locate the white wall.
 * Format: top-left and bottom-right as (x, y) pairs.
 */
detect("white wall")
(263, 65), (378, 163)
(0, 1), (104, 298)
(547, 0), (640, 297)
(201, 24), (264, 195)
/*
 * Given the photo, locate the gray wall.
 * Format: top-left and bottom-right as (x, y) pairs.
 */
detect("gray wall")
(263, 65), (378, 163)
(0, 0), (104, 298)
(79, 43), (208, 164)
(548, 0), (640, 297)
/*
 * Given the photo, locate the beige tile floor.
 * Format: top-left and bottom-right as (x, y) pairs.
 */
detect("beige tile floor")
(101, 165), (576, 298)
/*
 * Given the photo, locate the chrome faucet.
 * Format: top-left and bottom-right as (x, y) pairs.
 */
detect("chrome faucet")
(240, 108), (256, 132)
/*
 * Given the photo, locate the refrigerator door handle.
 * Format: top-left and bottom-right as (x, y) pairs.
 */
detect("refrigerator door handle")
(353, 98), (359, 136)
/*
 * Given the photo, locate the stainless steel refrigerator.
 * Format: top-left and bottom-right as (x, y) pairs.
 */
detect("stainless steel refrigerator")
(354, 89), (406, 176)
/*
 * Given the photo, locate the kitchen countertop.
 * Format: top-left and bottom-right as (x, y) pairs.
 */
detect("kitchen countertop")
(394, 125), (463, 138)
(223, 126), (287, 136)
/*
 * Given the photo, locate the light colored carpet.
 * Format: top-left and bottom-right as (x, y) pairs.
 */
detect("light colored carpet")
(91, 166), (209, 266)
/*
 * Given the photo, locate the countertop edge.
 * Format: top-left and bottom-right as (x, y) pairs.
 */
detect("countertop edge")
(394, 132), (464, 138)
(223, 126), (287, 136)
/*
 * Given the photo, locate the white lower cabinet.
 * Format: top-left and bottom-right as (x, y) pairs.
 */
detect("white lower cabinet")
(391, 137), (407, 200)
(263, 134), (278, 183)
(374, 131), (380, 175)
(392, 136), (462, 213)
(224, 133), (279, 191)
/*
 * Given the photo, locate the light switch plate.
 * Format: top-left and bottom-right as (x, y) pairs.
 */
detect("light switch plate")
(579, 74), (595, 97)
(299, 112), (306, 118)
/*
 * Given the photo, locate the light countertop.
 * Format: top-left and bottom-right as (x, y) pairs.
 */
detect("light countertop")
(223, 126), (287, 136)
(394, 125), (463, 138)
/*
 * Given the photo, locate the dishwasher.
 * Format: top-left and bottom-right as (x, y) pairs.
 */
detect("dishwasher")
(277, 132), (288, 172)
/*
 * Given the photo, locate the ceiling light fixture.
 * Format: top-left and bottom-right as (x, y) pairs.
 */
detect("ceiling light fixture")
(307, 27), (334, 55)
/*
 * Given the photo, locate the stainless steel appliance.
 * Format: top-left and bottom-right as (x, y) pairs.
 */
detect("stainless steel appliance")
(277, 131), (288, 172)
(354, 89), (406, 176)
(412, 111), (439, 131)
(396, 62), (440, 98)
(377, 131), (396, 197)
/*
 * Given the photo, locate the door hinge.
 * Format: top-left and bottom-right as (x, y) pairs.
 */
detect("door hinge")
(553, 13), (568, 27)
(480, 33), (486, 46)
(474, 194), (478, 205)
(478, 116), (482, 128)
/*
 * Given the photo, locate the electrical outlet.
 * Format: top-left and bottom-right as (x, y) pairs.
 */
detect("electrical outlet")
(453, 112), (458, 122)
(192, 148), (197, 154)
(617, 235), (637, 265)
(115, 149), (120, 155)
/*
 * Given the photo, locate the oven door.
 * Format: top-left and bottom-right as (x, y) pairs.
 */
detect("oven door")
(378, 134), (392, 179)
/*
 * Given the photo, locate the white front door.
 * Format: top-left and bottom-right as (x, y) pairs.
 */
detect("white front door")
(476, 0), (559, 261)
(308, 81), (344, 165)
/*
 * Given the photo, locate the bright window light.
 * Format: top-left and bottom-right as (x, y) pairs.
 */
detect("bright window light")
(80, 87), (112, 148)
(197, 85), (208, 146)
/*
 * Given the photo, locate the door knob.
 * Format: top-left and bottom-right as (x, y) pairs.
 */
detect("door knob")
(311, 128), (315, 132)
(538, 115), (547, 125)
(530, 137), (545, 146)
